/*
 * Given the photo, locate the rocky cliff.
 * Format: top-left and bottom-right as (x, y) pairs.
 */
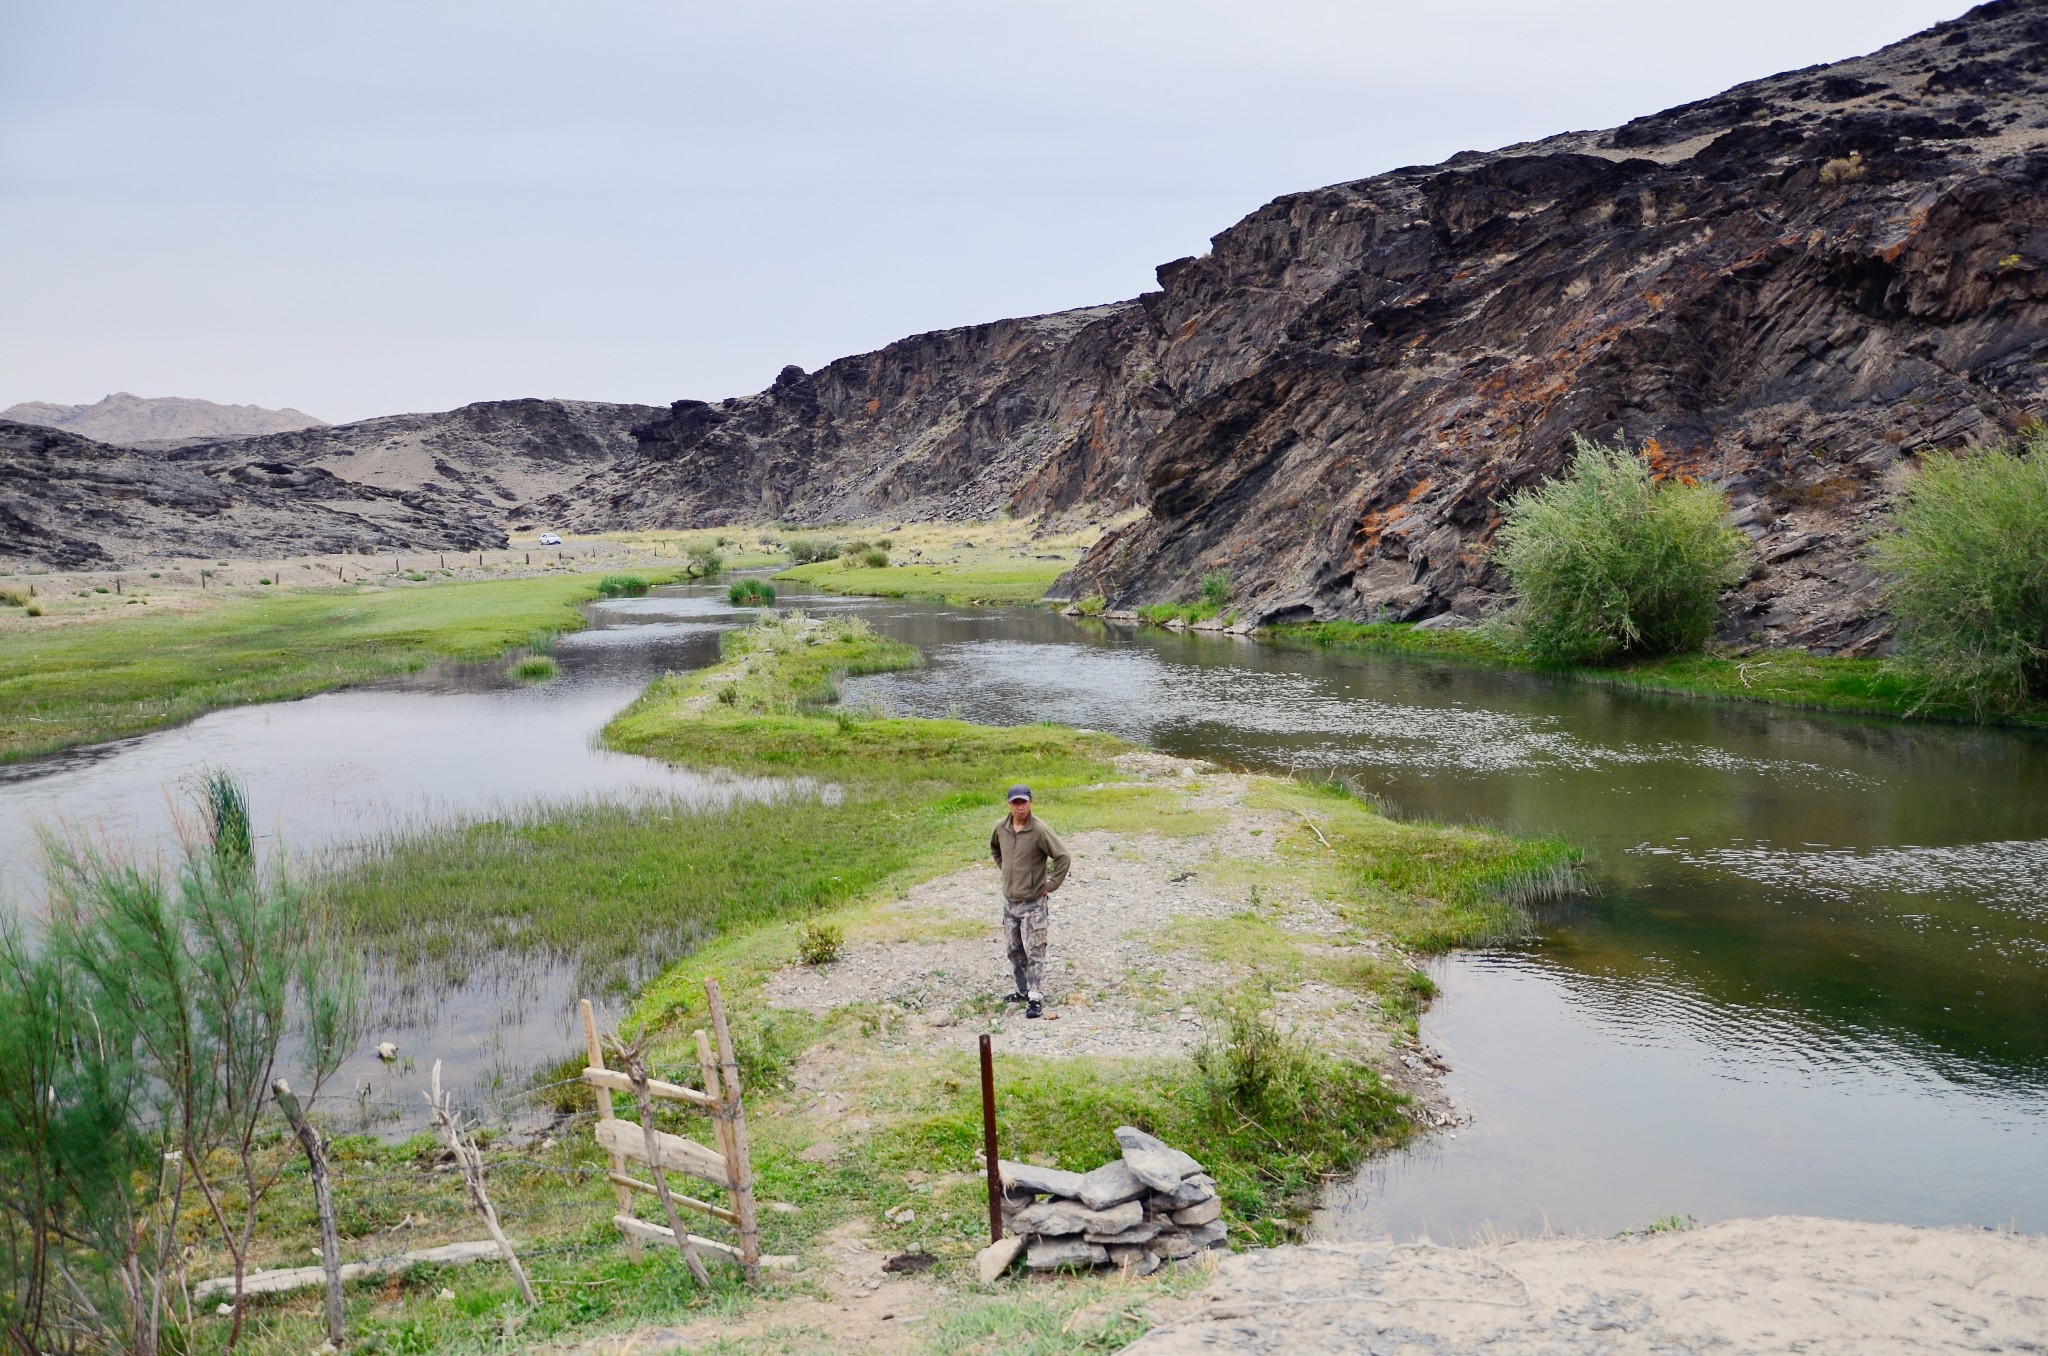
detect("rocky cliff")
(532, 304), (1162, 530)
(1, 421), (487, 567)
(561, 0), (2048, 654)
(1, 398), (657, 567)
(171, 398), (661, 524)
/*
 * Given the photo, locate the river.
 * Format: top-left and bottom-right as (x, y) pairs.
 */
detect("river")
(4, 582), (2042, 1239)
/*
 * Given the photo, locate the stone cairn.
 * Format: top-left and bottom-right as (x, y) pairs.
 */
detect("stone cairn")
(981, 1126), (1226, 1281)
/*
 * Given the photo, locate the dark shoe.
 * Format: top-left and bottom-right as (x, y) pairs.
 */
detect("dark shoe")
(1026, 1000), (1044, 1019)
(1004, 991), (1027, 1003)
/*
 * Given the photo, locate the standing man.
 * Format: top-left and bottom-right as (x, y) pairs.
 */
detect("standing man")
(990, 784), (1070, 1019)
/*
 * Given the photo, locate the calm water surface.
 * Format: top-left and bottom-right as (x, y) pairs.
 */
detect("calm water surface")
(2, 585), (2042, 1234)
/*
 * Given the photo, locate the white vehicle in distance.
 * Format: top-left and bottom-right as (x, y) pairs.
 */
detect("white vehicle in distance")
(537, 532), (563, 546)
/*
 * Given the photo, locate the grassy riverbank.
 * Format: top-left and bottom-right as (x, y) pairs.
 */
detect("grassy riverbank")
(1263, 620), (2048, 728)
(229, 613), (1583, 1353)
(0, 571), (684, 762)
(768, 516), (1101, 605)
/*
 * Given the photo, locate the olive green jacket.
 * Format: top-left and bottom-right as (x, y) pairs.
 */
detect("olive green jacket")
(990, 814), (1071, 904)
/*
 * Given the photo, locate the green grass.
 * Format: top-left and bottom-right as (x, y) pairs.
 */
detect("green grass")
(1265, 621), (2048, 728)
(511, 655), (558, 681)
(1135, 601), (1223, 626)
(0, 573), (680, 762)
(772, 560), (1066, 605)
(595, 573), (651, 598)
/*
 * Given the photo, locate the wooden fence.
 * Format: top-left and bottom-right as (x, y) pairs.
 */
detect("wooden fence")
(579, 978), (788, 1282)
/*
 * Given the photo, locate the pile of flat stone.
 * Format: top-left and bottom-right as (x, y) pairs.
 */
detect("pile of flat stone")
(981, 1126), (1226, 1281)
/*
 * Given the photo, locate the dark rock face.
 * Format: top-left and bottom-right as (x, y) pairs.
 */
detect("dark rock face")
(534, 305), (1164, 529)
(562, 0), (2048, 654)
(1056, 0), (2048, 654)
(172, 398), (661, 522)
(1, 399), (659, 567)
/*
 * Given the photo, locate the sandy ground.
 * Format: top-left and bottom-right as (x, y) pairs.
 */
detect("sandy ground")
(559, 1220), (947, 1356)
(1128, 1217), (2048, 1354)
(760, 755), (1436, 1093)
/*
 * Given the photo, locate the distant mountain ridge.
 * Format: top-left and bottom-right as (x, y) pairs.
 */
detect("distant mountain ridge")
(1, 392), (327, 448)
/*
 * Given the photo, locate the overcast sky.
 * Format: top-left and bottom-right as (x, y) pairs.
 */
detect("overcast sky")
(2, 1), (1966, 423)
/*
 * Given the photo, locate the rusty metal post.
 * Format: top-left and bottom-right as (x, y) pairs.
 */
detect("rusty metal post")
(980, 1033), (1002, 1244)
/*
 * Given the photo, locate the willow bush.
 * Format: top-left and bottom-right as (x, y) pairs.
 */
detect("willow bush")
(1873, 429), (2048, 715)
(1495, 436), (1751, 665)
(0, 775), (362, 1355)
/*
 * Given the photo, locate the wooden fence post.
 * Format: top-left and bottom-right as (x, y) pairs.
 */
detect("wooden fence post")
(703, 978), (762, 1283)
(271, 1079), (344, 1348)
(424, 1062), (535, 1307)
(582, 1000), (642, 1260)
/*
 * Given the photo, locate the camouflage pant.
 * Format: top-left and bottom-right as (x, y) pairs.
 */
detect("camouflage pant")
(1003, 895), (1049, 999)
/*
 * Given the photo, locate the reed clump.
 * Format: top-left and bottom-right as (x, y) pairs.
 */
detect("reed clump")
(596, 574), (650, 598)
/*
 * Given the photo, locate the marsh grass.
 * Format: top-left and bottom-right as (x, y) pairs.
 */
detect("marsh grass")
(512, 655), (558, 681)
(329, 618), (1121, 998)
(0, 573), (663, 762)
(324, 790), (923, 995)
(1135, 601), (1220, 626)
(1220, 778), (1584, 952)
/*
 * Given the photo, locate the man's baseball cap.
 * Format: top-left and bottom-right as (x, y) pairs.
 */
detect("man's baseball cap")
(1006, 784), (1033, 802)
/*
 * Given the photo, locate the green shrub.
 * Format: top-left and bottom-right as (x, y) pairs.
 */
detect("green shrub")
(1819, 150), (1866, 184)
(0, 589), (24, 608)
(786, 538), (840, 564)
(685, 545), (723, 577)
(728, 578), (777, 607)
(1075, 595), (1107, 616)
(596, 573), (650, 598)
(858, 547), (889, 569)
(797, 918), (844, 965)
(1191, 991), (1406, 1183)
(1201, 571), (1234, 607)
(1873, 429), (2048, 714)
(1494, 435), (1750, 665)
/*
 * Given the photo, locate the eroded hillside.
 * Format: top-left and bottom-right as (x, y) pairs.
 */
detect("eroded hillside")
(549, 0), (2048, 654)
